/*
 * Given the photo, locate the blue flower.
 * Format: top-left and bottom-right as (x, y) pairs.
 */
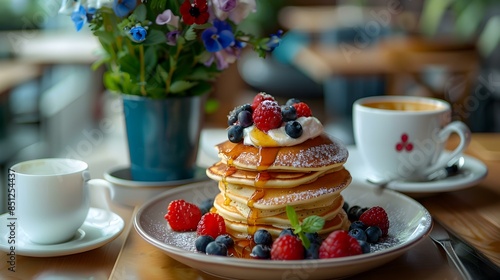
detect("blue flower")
(201, 20), (235, 53)
(264, 30), (283, 52)
(71, 5), (87, 31)
(113, 0), (137, 18)
(129, 26), (147, 43)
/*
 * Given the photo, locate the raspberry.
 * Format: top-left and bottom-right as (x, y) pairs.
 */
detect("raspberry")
(251, 92), (275, 110)
(270, 234), (304, 260)
(196, 213), (227, 239)
(319, 230), (362, 259)
(252, 100), (283, 132)
(359, 206), (389, 236)
(293, 102), (312, 117)
(164, 200), (202, 231)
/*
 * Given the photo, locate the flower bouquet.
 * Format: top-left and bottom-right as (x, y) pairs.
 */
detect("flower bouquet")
(59, 0), (282, 98)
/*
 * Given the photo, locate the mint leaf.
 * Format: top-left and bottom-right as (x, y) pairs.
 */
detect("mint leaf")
(286, 205), (299, 228)
(302, 216), (325, 233)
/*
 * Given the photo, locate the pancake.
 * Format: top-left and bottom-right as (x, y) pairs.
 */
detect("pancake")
(215, 133), (348, 172)
(218, 168), (351, 210)
(206, 161), (345, 188)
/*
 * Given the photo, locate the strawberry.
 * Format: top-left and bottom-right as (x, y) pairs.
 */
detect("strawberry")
(271, 234), (304, 260)
(252, 100), (283, 132)
(319, 230), (362, 259)
(251, 92), (275, 110)
(165, 199), (202, 232)
(196, 213), (227, 239)
(359, 206), (390, 236)
(292, 102), (312, 117)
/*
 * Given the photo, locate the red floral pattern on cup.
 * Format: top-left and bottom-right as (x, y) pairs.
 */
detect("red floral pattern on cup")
(396, 133), (413, 152)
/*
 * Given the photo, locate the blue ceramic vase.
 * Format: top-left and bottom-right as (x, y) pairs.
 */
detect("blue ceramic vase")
(122, 94), (205, 182)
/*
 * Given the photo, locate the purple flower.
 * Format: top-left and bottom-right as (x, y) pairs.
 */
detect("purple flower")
(211, 0), (256, 24)
(71, 5), (87, 31)
(129, 26), (147, 43)
(156, 10), (179, 28)
(166, 30), (181, 46)
(113, 0), (137, 18)
(201, 20), (234, 53)
(214, 0), (237, 12)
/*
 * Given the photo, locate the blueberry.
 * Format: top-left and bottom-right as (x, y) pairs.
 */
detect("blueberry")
(349, 220), (367, 231)
(358, 240), (370, 254)
(215, 234), (234, 248)
(237, 110), (253, 128)
(227, 103), (252, 126)
(285, 121), (303, 138)
(285, 98), (301, 106)
(281, 105), (297, 122)
(228, 125), (244, 143)
(347, 206), (364, 221)
(254, 229), (273, 246)
(250, 244), (271, 259)
(195, 235), (215, 253)
(342, 201), (349, 213)
(279, 228), (295, 237)
(365, 226), (382, 243)
(199, 198), (214, 215)
(205, 241), (227, 256)
(305, 242), (320, 259)
(305, 232), (322, 245)
(348, 228), (367, 242)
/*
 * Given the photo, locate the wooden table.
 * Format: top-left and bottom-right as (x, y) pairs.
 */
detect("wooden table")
(1, 133), (499, 279)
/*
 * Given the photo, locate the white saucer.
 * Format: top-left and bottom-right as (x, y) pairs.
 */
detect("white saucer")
(345, 146), (488, 196)
(0, 208), (124, 257)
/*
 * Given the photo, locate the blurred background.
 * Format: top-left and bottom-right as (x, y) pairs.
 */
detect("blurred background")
(1, 0), (500, 210)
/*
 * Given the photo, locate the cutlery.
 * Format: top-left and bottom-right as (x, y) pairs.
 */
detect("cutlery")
(429, 220), (473, 280)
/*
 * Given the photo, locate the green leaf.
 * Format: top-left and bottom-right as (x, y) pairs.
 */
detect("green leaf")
(133, 4), (147, 21)
(144, 45), (157, 74)
(94, 31), (115, 45)
(190, 81), (213, 96)
(170, 80), (197, 93)
(478, 15), (500, 56)
(286, 205), (299, 228)
(193, 23), (212, 29)
(118, 54), (140, 76)
(185, 25), (197, 41)
(301, 216), (325, 233)
(144, 29), (166, 46)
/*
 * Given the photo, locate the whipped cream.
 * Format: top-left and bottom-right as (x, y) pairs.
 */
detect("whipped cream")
(243, 117), (324, 147)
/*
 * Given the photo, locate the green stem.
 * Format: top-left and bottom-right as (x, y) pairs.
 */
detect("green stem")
(139, 44), (146, 96)
(165, 42), (182, 95)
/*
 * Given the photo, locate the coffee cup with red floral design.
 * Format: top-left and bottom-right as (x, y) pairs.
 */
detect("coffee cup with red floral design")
(353, 96), (471, 182)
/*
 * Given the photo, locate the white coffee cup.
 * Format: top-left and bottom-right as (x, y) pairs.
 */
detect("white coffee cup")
(11, 158), (109, 244)
(353, 96), (471, 182)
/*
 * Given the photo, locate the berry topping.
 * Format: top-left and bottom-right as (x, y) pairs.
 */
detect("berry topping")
(196, 213), (227, 239)
(349, 220), (367, 231)
(278, 228), (296, 238)
(347, 205), (365, 221)
(319, 230), (362, 259)
(252, 100), (282, 132)
(358, 240), (371, 254)
(348, 228), (367, 242)
(227, 103), (252, 126)
(285, 121), (303, 138)
(285, 98), (301, 106)
(199, 198), (214, 215)
(270, 234), (305, 260)
(253, 229), (273, 246)
(305, 242), (320, 259)
(293, 102), (312, 117)
(250, 244), (271, 259)
(215, 234), (234, 248)
(251, 92), (275, 110)
(365, 226), (383, 243)
(205, 241), (228, 256)
(281, 105), (297, 122)
(195, 235), (215, 253)
(359, 206), (389, 236)
(228, 125), (244, 143)
(237, 110), (253, 128)
(164, 199), (202, 232)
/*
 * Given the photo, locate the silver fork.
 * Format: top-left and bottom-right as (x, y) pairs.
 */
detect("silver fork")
(429, 220), (473, 280)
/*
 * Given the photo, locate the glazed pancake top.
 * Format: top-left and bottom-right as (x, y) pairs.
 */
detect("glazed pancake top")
(206, 162), (345, 188)
(215, 133), (348, 171)
(219, 168), (351, 210)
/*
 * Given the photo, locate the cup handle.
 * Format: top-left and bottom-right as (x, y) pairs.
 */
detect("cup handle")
(422, 121), (471, 175)
(82, 172), (114, 210)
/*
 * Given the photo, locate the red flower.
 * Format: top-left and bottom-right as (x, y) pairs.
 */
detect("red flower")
(180, 0), (209, 25)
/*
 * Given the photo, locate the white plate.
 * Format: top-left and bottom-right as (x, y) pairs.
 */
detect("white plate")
(346, 146), (488, 197)
(0, 208), (124, 257)
(134, 181), (432, 280)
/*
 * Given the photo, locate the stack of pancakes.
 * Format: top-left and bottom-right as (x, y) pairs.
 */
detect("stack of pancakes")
(206, 133), (352, 238)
